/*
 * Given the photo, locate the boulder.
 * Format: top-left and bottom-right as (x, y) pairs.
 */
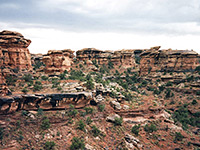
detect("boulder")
(106, 114), (120, 122)
(124, 134), (143, 149)
(110, 100), (121, 110)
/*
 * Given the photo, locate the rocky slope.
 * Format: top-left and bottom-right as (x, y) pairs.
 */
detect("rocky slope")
(0, 31), (200, 150)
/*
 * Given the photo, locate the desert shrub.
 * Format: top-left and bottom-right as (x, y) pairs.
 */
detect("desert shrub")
(84, 107), (94, 114)
(69, 70), (85, 81)
(0, 128), (4, 141)
(70, 137), (85, 150)
(21, 110), (28, 116)
(5, 75), (17, 85)
(196, 91), (200, 95)
(59, 73), (66, 80)
(173, 105), (200, 129)
(85, 80), (94, 90)
(41, 75), (48, 81)
(144, 123), (157, 133)
(195, 66), (200, 72)
(23, 74), (33, 83)
(108, 61), (114, 69)
(91, 125), (101, 137)
(41, 116), (50, 130)
(68, 105), (78, 117)
(123, 92), (133, 101)
(44, 141), (56, 150)
(77, 120), (85, 131)
(33, 61), (45, 70)
(114, 117), (123, 126)
(174, 132), (184, 142)
(166, 81), (173, 86)
(86, 117), (92, 125)
(192, 100), (198, 105)
(98, 104), (105, 112)
(22, 88), (28, 94)
(131, 124), (140, 136)
(37, 108), (44, 116)
(33, 82), (43, 91)
(79, 64), (83, 68)
(51, 78), (60, 88)
(165, 89), (174, 99)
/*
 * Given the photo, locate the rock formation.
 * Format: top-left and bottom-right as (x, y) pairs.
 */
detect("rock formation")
(0, 30), (32, 70)
(76, 48), (137, 68)
(42, 49), (74, 73)
(139, 46), (199, 75)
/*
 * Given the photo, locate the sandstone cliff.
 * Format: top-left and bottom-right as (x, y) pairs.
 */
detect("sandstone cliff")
(42, 49), (75, 73)
(0, 30), (32, 70)
(76, 48), (137, 68)
(139, 46), (199, 75)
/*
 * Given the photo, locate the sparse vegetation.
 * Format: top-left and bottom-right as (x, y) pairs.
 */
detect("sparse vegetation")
(70, 137), (85, 150)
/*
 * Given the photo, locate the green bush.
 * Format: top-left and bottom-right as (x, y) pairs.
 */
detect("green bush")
(23, 74), (33, 83)
(44, 141), (56, 150)
(77, 120), (85, 131)
(22, 88), (28, 94)
(166, 81), (173, 86)
(5, 75), (17, 85)
(41, 116), (50, 130)
(68, 105), (78, 117)
(114, 117), (123, 126)
(0, 128), (4, 141)
(41, 75), (48, 81)
(98, 104), (105, 112)
(191, 100), (198, 105)
(86, 117), (92, 125)
(69, 70), (85, 81)
(85, 80), (94, 90)
(131, 124), (140, 136)
(70, 137), (85, 150)
(91, 125), (101, 137)
(174, 132), (184, 142)
(144, 123), (157, 133)
(84, 107), (94, 114)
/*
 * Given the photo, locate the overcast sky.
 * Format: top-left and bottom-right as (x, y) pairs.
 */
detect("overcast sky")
(0, 0), (200, 54)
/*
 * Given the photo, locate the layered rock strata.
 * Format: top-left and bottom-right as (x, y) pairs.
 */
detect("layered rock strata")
(0, 30), (32, 70)
(42, 49), (74, 73)
(139, 46), (199, 75)
(76, 48), (138, 68)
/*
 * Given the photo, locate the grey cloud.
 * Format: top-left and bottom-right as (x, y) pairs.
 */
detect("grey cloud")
(0, 0), (200, 35)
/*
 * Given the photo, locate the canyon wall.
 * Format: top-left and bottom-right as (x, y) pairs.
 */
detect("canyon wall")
(0, 30), (32, 70)
(139, 46), (199, 75)
(42, 49), (75, 73)
(76, 48), (138, 68)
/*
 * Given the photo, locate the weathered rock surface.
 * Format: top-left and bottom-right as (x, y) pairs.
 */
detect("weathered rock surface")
(140, 46), (199, 75)
(76, 48), (137, 69)
(125, 134), (143, 149)
(42, 49), (74, 73)
(106, 113), (120, 122)
(0, 92), (92, 113)
(0, 30), (32, 70)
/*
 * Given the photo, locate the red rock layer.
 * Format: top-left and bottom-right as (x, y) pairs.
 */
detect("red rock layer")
(0, 30), (32, 70)
(76, 48), (137, 68)
(42, 49), (75, 73)
(139, 46), (199, 75)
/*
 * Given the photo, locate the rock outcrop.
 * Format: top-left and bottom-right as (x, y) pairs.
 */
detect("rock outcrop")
(139, 46), (199, 75)
(42, 49), (74, 73)
(0, 92), (92, 113)
(76, 48), (137, 69)
(0, 30), (32, 70)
